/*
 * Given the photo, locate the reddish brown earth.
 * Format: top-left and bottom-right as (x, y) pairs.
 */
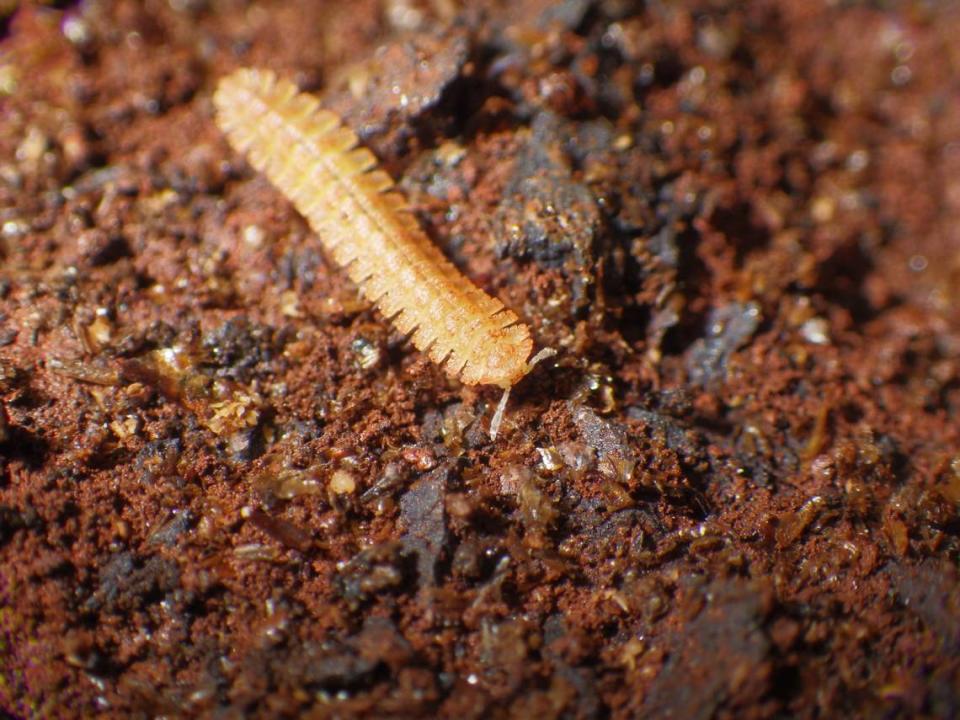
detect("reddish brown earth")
(1, 1), (959, 718)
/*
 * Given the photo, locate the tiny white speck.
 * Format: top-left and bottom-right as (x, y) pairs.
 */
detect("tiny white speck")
(891, 65), (911, 86)
(243, 224), (265, 247)
(2, 219), (26, 238)
(688, 66), (706, 85)
(801, 317), (830, 346)
(62, 16), (90, 45)
(846, 150), (869, 173)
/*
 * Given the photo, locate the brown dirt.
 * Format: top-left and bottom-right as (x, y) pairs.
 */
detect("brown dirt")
(1, 0), (959, 718)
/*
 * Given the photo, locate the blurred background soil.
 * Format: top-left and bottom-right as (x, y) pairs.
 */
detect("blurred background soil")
(1, 0), (959, 717)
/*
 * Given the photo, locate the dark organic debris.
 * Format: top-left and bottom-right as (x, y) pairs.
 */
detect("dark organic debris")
(495, 113), (599, 279)
(325, 30), (469, 143)
(399, 465), (449, 587)
(686, 302), (761, 386)
(147, 509), (195, 547)
(571, 403), (636, 482)
(85, 552), (181, 613)
(336, 541), (415, 609)
(643, 579), (773, 719)
(888, 561), (960, 655)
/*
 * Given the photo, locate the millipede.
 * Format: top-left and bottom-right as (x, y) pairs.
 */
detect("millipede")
(213, 68), (552, 438)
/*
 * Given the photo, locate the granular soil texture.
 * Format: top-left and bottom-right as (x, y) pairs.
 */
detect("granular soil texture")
(2, 1), (959, 718)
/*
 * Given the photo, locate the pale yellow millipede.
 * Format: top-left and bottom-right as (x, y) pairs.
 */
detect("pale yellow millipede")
(213, 68), (553, 438)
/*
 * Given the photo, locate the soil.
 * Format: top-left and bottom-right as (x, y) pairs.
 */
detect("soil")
(2, 1), (959, 718)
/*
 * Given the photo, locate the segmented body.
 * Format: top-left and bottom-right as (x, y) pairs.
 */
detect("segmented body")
(213, 68), (534, 389)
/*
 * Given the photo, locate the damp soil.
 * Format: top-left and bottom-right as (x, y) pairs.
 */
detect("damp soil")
(2, 1), (960, 718)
